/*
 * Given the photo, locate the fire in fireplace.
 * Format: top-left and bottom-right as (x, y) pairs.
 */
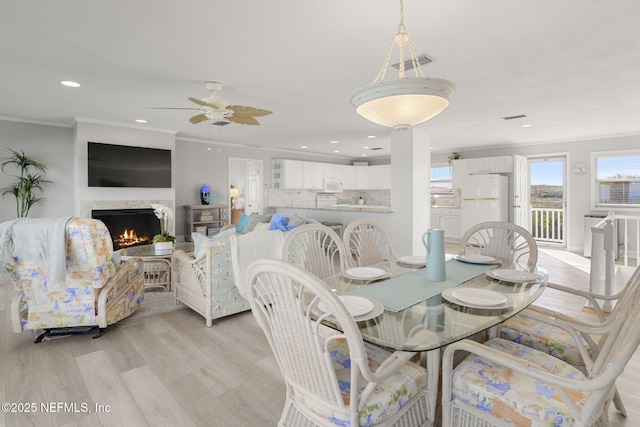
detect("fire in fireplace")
(92, 208), (161, 250)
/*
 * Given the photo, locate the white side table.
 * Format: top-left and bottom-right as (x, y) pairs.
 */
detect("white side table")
(121, 242), (193, 291)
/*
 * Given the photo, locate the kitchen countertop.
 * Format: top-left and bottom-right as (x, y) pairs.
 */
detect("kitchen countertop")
(269, 204), (392, 213)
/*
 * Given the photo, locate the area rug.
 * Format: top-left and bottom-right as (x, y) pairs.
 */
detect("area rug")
(119, 289), (186, 324)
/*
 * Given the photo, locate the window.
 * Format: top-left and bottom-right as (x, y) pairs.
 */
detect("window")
(594, 151), (640, 207)
(430, 165), (454, 195)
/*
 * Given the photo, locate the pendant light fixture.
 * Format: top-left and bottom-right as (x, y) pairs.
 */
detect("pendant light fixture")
(350, 0), (455, 130)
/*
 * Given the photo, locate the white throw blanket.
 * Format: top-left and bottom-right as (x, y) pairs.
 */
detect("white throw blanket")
(0, 216), (73, 290)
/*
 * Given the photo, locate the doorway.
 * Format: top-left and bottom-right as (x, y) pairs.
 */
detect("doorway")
(228, 157), (264, 224)
(529, 156), (566, 247)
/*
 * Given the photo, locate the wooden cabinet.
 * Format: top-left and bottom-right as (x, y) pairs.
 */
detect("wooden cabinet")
(184, 205), (228, 241)
(231, 208), (243, 225)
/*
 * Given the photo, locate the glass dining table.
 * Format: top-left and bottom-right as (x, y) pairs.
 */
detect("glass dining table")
(320, 255), (548, 424)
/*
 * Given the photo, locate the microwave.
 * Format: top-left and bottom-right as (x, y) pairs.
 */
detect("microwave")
(322, 178), (343, 193)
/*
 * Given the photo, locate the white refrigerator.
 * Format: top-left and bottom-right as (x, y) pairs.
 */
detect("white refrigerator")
(461, 174), (508, 235)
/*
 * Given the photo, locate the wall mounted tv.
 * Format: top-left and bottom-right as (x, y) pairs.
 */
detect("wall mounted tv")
(88, 142), (172, 188)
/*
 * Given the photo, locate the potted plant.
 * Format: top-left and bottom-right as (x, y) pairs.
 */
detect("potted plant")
(1, 148), (52, 218)
(150, 204), (175, 251)
(448, 152), (460, 165)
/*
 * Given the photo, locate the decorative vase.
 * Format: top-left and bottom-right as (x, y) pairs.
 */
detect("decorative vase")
(200, 184), (211, 205)
(154, 241), (173, 253)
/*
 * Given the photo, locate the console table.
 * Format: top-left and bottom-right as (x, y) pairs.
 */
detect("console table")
(121, 242), (193, 291)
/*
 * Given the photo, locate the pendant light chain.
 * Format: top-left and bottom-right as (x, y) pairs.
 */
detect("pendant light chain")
(372, 0), (425, 83)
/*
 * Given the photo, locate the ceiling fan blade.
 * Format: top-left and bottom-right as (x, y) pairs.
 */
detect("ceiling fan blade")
(189, 113), (210, 124)
(227, 114), (260, 125)
(145, 107), (200, 110)
(228, 105), (272, 117)
(188, 97), (222, 110)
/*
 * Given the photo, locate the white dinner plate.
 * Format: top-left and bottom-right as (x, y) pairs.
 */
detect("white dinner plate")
(319, 296), (374, 317)
(455, 254), (498, 265)
(345, 267), (387, 280)
(485, 269), (545, 283)
(397, 255), (426, 266)
(451, 288), (507, 306)
(442, 288), (513, 310)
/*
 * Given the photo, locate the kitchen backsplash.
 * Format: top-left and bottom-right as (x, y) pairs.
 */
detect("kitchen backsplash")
(431, 189), (461, 208)
(268, 189), (390, 208)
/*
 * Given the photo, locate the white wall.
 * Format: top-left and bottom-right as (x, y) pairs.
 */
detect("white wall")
(0, 120), (73, 222)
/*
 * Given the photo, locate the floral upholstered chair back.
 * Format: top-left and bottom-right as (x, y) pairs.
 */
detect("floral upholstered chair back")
(11, 218), (117, 329)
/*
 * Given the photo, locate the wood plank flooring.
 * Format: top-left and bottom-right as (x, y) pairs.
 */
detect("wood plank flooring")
(1, 248), (638, 426)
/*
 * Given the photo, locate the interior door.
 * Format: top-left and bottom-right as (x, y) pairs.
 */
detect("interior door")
(246, 161), (263, 214)
(513, 155), (529, 229)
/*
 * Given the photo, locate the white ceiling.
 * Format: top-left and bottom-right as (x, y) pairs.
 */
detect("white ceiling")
(2, 1), (640, 160)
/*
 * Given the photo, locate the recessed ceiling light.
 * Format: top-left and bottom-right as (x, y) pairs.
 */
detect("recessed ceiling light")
(367, 135), (376, 139)
(362, 154), (367, 157)
(135, 119), (147, 123)
(300, 145), (308, 148)
(521, 124), (533, 128)
(60, 80), (80, 88)
(333, 150), (340, 153)
(363, 146), (370, 150)
(206, 147), (212, 151)
(330, 140), (338, 144)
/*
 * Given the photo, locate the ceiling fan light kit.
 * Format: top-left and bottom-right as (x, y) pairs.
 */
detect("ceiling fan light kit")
(150, 82), (272, 126)
(350, 0), (455, 129)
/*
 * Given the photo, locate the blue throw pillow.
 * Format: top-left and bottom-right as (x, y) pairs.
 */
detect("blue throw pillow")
(236, 213), (251, 233)
(269, 214), (289, 230)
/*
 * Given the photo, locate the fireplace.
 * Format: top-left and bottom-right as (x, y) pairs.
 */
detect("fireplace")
(92, 208), (161, 250)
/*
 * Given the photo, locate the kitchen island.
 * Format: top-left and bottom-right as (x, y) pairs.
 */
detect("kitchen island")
(272, 205), (392, 235)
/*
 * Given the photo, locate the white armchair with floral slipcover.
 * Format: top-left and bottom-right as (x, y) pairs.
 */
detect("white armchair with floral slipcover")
(2, 217), (145, 342)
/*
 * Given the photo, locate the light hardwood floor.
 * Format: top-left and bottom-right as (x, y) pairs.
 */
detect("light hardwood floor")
(1, 248), (638, 426)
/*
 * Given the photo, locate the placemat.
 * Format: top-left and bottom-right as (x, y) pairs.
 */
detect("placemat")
(344, 259), (495, 312)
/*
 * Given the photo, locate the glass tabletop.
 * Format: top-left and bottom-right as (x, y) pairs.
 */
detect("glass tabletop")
(321, 257), (547, 352)
(120, 242), (194, 258)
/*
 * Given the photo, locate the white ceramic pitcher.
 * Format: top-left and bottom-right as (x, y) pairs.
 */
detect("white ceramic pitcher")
(422, 229), (446, 282)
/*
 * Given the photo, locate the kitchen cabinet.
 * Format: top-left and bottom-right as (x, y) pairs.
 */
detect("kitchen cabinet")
(341, 165), (356, 189)
(430, 208), (461, 241)
(466, 156), (513, 175)
(184, 205), (228, 241)
(451, 159), (467, 188)
(323, 163), (342, 179)
(302, 161), (324, 189)
(273, 159), (303, 189)
(368, 165), (391, 189)
(355, 166), (369, 189)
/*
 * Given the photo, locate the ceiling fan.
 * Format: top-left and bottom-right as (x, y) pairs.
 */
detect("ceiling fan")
(149, 82), (272, 126)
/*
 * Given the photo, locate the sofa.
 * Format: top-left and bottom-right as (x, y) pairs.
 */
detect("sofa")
(171, 213), (314, 326)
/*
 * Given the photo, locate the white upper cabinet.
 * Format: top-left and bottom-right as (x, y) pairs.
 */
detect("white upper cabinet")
(273, 159), (304, 189)
(323, 163), (342, 179)
(341, 165), (357, 189)
(302, 161), (324, 189)
(467, 156), (514, 175)
(355, 166), (369, 189)
(451, 159), (468, 188)
(368, 165), (391, 189)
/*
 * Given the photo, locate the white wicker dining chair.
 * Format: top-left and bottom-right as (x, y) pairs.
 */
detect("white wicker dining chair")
(499, 264), (640, 416)
(245, 258), (431, 427)
(281, 223), (347, 280)
(441, 265), (640, 427)
(343, 219), (394, 268)
(458, 221), (538, 272)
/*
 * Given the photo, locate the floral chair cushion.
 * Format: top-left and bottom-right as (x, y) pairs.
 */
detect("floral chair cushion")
(500, 314), (593, 366)
(452, 337), (588, 427)
(293, 339), (427, 426)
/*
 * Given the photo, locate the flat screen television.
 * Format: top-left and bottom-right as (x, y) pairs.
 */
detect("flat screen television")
(88, 142), (172, 188)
